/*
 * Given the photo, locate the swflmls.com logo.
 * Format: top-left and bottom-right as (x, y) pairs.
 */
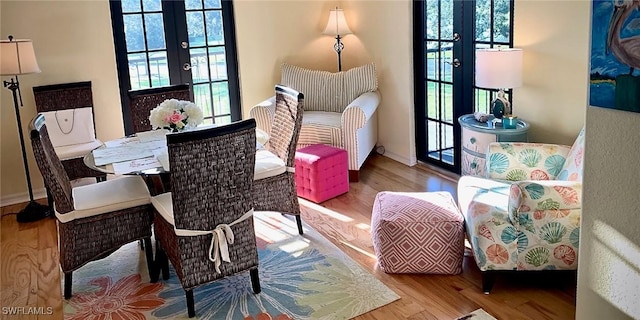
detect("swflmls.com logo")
(2, 307), (54, 315)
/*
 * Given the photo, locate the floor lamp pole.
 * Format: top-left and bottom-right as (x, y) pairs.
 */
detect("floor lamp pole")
(3, 76), (51, 222)
(333, 35), (344, 72)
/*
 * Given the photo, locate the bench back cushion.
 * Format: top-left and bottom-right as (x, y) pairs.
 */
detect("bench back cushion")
(281, 63), (377, 113)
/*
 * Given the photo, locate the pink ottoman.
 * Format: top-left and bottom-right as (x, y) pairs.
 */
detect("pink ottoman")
(371, 191), (464, 274)
(295, 144), (349, 203)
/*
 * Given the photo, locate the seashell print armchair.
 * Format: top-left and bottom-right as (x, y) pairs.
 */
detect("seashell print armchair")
(457, 128), (585, 293)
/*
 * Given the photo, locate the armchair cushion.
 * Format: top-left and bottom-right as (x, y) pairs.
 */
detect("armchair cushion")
(486, 143), (571, 181)
(281, 63), (378, 113)
(298, 111), (342, 147)
(557, 127), (585, 181)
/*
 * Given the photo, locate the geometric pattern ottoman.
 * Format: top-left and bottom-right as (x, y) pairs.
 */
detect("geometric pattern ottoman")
(371, 191), (464, 274)
(295, 144), (349, 203)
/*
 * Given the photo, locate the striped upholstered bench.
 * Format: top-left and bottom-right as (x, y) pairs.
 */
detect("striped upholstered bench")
(371, 191), (465, 274)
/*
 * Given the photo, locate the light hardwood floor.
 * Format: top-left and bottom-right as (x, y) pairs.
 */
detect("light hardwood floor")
(0, 154), (576, 319)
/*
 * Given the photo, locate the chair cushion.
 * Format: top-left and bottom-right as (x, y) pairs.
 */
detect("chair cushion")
(281, 63), (377, 113)
(298, 111), (343, 147)
(55, 176), (151, 223)
(150, 192), (175, 226)
(557, 127), (585, 181)
(54, 139), (102, 160)
(254, 149), (286, 180)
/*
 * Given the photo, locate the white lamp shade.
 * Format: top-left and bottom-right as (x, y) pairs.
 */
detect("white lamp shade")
(1, 39), (41, 76)
(323, 8), (352, 36)
(475, 48), (522, 89)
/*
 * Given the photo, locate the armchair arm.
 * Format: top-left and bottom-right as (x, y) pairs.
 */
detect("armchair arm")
(341, 91), (380, 171)
(248, 96), (276, 138)
(341, 91), (380, 129)
(508, 180), (582, 232)
(487, 142), (572, 181)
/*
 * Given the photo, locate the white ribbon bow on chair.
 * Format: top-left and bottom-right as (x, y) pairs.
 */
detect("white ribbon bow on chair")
(174, 209), (254, 273)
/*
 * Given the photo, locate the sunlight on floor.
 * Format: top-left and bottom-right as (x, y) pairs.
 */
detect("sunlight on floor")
(340, 240), (377, 260)
(254, 212), (311, 257)
(298, 198), (354, 222)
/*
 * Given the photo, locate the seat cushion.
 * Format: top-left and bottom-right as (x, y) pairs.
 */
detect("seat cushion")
(55, 176), (151, 223)
(55, 139), (102, 160)
(298, 111), (343, 147)
(281, 63), (377, 113)
(150, 192), (175, 226)
(254, 149), (286, 180)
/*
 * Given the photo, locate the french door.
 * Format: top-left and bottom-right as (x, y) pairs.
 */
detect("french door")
(413, 0), (514, 173)
(110, 0), (241, 135)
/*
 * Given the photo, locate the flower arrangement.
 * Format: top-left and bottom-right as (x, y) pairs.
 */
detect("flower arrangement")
(149, 99), (204, 132)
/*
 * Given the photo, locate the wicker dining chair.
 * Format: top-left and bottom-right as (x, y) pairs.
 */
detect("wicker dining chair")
(150, 119), (260, 318)
(252, 84), (304, 234)
(127, 83), (192, 134)
(32, 81), (106, 183)
(29, 114), (155, 300)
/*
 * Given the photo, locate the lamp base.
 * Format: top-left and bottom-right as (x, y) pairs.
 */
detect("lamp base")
(16, 201), (52, 223)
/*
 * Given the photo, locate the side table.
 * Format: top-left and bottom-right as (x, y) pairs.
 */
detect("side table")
(458, 114), (529, 176)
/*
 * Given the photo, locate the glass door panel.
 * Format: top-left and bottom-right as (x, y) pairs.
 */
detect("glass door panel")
(111, 0), (241, 133)
(414, 0), (514, 174)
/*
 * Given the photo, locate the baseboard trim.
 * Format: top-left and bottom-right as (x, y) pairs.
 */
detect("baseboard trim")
(381, 150), (417, 167)
(1, 188), (48, 208)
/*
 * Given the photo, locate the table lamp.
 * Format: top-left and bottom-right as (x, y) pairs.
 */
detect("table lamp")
(475, 48), (523, 119)
(323, 7), (352, 72)
(1, 35), (51, 222)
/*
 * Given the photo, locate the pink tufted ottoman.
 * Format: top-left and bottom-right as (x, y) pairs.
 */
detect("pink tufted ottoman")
(295, 144), (349, 203)
(371, 191), (464, 274)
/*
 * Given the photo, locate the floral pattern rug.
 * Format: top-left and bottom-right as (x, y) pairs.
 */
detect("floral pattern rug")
(63, 212), (400, 319)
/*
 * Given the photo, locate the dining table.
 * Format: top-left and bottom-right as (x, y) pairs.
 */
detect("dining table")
(83, 126), (269, 194)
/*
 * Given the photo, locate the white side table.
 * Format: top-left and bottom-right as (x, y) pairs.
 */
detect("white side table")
(458, 114), (529, 176)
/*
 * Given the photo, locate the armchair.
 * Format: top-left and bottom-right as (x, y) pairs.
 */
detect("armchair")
(249, 63), (380, 181)
(457, 128), (585, 293)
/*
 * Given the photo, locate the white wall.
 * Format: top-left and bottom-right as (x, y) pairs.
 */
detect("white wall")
(576, 108), (640, 320)
(0, 0), (122, 203)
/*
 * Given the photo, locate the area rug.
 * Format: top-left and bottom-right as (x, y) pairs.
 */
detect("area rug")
(62, 211), (400, 319)
(456, 308), (498, 320)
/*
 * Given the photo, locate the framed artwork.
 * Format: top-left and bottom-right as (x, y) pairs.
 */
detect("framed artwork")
(589, 0), (640, 113)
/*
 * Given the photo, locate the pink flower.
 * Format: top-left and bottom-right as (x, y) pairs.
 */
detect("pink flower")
(165, 111), (184, 124)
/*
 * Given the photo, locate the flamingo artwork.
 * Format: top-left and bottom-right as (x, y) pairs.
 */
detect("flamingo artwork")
(606, 0), (640, 74)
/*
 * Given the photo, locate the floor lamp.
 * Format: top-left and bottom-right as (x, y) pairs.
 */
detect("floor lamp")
(1, 35), (51, 222)
(323, 7), (352, 72)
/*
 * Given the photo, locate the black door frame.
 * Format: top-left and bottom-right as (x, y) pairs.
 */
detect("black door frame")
(109, 0), (242, 135)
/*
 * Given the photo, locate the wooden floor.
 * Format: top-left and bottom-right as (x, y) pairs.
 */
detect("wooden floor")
(0, 154), (576, 319)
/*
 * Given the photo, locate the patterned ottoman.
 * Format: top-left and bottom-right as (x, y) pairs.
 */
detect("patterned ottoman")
(371, 191), (464, 274)
(295, 144), (349, 203)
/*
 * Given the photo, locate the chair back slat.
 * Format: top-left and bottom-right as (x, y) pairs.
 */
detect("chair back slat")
(167, 119), (256, 231)
(33, 81), (93, 112)
(29, 114), (75, 213)
(128, 84), (192, 134)
(264, 84), (304, 167)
